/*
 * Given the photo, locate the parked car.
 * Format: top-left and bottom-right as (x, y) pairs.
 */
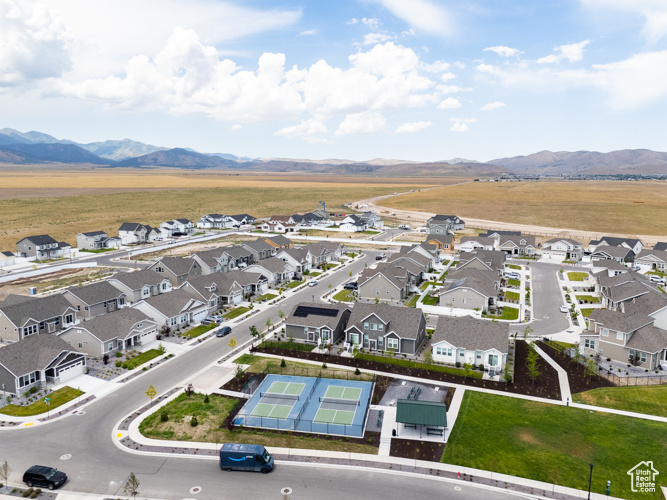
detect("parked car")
(216, 326), (232, 337)
(649, 275), (666, 284)
(23, 465), (67, 490)
(343, 282), (358, 290)
(308, 280), (318, 287)
(504, 272), (520, 280)
(375, 253), (387, 260)
(292, 274), (303, 281)
(631, 265), (641, 271)
(560, 305), (569, 313)
(202, 316), (222, 326)
(398, 224), (410, 230)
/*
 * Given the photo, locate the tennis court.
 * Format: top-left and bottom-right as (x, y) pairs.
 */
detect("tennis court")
(249, 380), (305, 420)
(313, 386), (362, 426)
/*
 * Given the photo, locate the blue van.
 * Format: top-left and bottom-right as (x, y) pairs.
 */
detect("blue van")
(219, 443), (274, 473)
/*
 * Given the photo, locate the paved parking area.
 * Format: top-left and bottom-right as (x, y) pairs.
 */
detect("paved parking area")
(379, 379), (448, 406)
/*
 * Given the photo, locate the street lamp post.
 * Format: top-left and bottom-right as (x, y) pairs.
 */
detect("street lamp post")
(587, 463), (594, 500)
(45, 397), (51, 419)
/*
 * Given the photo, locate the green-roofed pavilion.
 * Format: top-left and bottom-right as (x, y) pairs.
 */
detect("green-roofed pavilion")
(396, 399), (447, 428)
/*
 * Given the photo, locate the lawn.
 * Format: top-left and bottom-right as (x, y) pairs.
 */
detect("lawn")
(223, 306), (251, 319)
(422, 295), (439, 306)
(575, 295), (600, 303)
(257, 293), (278, 302)
(333, 289), (355, 302)
(504, 291), (520, 302)
(354, 353), (483, 379)
(580, 308), (594, 317)
(507, 264), (522, 270)
(405, 294), (419, 308)
(573, 385), (667, 418)
(442, 391), (667, 499)
(567, 272), (588, 281)
(0, 386), (84, 416)
(419, 280), (442, 291)
(486, 307), (519, 321)
(322, 262), (339, 270)
(359, 230), (380, 234)
(182, 323), (216, 339)
(123, 349), (163, 369)
(307, 271), (322, 277)
(286, 280), (304, 288)
(258, 340), (315, 352)
(139, 392), (377, 453)
(79, 248), (116, 253)
(506, 278), (521, 287)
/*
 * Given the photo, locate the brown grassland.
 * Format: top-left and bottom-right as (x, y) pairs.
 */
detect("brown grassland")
(0, 169), (443, 249)
(383, 179), (667, 235)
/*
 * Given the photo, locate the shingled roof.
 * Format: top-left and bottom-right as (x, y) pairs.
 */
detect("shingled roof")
(346, 302), (424, 340)
(0, 294), (75, 328)
(66, 308), (153, 343)
(0, 334), (79, 377)
(286, 302), (350, 329)
(64, 281), (125, 305)
(431, 315), (508, 353)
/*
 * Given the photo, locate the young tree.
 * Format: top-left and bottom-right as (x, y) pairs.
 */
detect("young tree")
(265, 317), (273, 330)
(161, 321), (172, 337)
(525, 342), (541, 385)
(503, 361), (512, 384)
(522, 325), (533, 342)
(228, 336), (238, 351)
(629, 352), (642, 368)
(0, 461), (10, 492)
(277, 310), (285, 321)
(249, 325), (259, 345)
(463, 362), (474, 379)
(145, 384), (157, 405)
(123, 472), (140, 499)
(423, 349), (434, 367)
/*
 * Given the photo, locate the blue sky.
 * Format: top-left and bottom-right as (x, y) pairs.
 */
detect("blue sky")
(1, 0), (666, 162)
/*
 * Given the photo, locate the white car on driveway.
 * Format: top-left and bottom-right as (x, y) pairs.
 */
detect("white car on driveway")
(560, 305), (570, 313)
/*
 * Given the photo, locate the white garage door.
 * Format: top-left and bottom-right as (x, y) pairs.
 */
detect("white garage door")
(58, 361), (85, 383)
(192, 309), (208, 323)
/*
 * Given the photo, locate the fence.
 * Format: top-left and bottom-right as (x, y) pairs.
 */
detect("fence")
(236, 414), (365, 436)
(262, 364), (377, 383)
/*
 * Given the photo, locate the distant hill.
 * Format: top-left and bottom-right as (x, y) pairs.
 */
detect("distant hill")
(1, 143), (113, 165)
(489, 149), (667, 175)
(0, 128), (61, 144)
(77, 139), (166, 161)
(116, 148), (240, 169)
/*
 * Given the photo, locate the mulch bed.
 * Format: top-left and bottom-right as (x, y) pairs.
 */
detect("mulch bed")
(443, 387), (456, 408)
(220, 371), (266, 392)
(537, 341), (616, 393)
(251, 343), (562, 400)
(371, 375), (392, 404)
(390, 438), (446, 462)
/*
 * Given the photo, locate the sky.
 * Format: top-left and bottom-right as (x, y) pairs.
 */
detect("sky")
(1, 0), (667, 162)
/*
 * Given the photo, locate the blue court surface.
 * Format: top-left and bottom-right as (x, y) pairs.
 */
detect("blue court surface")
(234, 374), (373, 437)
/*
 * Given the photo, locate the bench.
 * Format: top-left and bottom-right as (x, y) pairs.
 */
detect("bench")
(426, 427), (443, 437)
(404, 423), (417, 429)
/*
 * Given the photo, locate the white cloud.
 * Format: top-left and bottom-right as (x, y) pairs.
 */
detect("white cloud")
(362, 33), (394, 45)
(476, 63), (500, 74)
(299, 29), (318, 36)
(537, 40), (590, 64)
(335, 111), (385, 136)
(481, 101), (506, 111)
(483, 46), (521, 57)
(437, 84), (472, 94)
(581, 0), (667, 43)
(450, 122), (468, 132)
(395, 121), (432, 133)
(372, 0), (453, 36)
(0, 0), (72, 87)
(274, 119), (328, 142)
(440, 72), (457, 81)
(348, 17), (381, 30)
(231, 124), (242, 131)
(449, 117), (476, 123)
(58, 38), (442, 124)
(437, 97), (461, 109)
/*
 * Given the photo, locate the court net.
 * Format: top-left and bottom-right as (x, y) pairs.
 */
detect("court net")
(319, 396), (360, 406)
(260, 392), (299, 401)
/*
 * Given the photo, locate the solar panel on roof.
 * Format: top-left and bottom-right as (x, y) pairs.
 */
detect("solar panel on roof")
(293, 305), (339, 318)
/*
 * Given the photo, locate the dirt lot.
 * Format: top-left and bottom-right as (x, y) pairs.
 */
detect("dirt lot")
(0, 267), (116, 297)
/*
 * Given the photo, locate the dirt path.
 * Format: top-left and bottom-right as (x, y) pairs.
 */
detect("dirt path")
(354, 190), (664, 247)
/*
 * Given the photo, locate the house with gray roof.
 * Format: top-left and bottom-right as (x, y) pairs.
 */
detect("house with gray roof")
(540, 238), (583, 261)
(0, 251), (15, 267)
(196, 214), (232, 229)
(62, 281), (127, 319)
(0, 334), (86, 396)
(59, 308), (157, 358)
(225, 270), (269, 297)
(242, 239), (276, 261)
(430, 316), (508, 374)
(498, 235), (537, 257)
(228, 214), (256, 226)
(0, 294), (78, 343)
(634, 248), (667, 273)
(593, 236), (643, 255)
(244, 257), (294, 285)
(357, 265), (411, 303)
(276, 247), (312, 274)
(221, 245), (255, 270)
(285, 302), (351, 345)
(457, 250), (506, 276)
(427, 215), (465, 234)
(339, 214), (367, 232)
(458, 236), (495, 252)
(305, 241), (344, 266)
(76, 231), (121, 251)
(591, 258), (629, 277)
(344, 302), (426, 355)
(180, 272), (244, 309)
(16, 234), (70, 261)
(118, 222), (149, 245)
(591, 245), (635, 263)
(357, 212), (384, 229)
(438, 267), (499, 313)
(262, 234), (293, 249)
(654, 242), (667, 252)
(107, 269), (171, 304)
(132, 288), (209, 330)
(425, 233), (454, 252)
(190, 247), (226, 275)
(148, 256), (201, 287)
(160, 219), (195, 237)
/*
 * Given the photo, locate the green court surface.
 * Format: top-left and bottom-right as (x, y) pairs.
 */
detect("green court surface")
(251, 403), (292, 419)
(324, 386), (361, 401)
(266, 381), (305, 396)
(314, 408), (355, 425)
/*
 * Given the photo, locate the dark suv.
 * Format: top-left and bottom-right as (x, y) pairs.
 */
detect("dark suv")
(23, 465), (67, 490)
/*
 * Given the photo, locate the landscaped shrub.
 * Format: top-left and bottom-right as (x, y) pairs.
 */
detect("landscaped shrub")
(116, 351), (123, 357)
(30, 387), (37, 394)
(115, 361), (122, 368)
(160, 412), (169, 422)
(204, 394), (210, 404)
(190, 415), (199, 427)
(280, 358), (287, 368)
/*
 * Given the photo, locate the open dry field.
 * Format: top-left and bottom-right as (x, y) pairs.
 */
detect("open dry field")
(0, 169), (446, 249)
(383, 180), (667, 236)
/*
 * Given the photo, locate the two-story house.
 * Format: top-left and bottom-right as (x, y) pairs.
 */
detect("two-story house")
(76, 231), (121, 251)
(160, 219), (195, 238)
(276, 247), (312, 275)
(285, 302), (351, 345)
(344, 302), (427, 355)
(589, 236), (643, 255)
(148, 257), (201, 287)
(540, 238), (583, 261)
(242, 239), (276, 262)
(180, 272), (244, 310)
(426, 215), (465, 234)
(438, 268), (499, 313)
(196, 214), (232, 229)
(0, 294), (78, 342)
(132, 288), (209, 330)
(107, 270), (172, 304)
(62, 281), (127, 319)
(339, 214), (368, 232)
(244, 257), (294, 285)
(634, 249), (667, 273)
(498, 235), (537, 257)
(16, 235), (70, 261)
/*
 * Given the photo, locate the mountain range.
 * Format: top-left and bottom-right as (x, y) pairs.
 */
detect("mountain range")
(0, 127), (666, 176)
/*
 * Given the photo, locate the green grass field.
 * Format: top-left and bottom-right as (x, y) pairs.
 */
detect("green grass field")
(504, 291), (520, 301)
(223, 306), (251, 319)
(507, 264), (522, 270)
(422, 295), (439, 306)
(506, 278), (521, 287)
(580, 308), (594, 317)
(182, 323), (216, 339)
(567, 272), (588, 281)
(572, 385), (667, 418)
(333, 289), (355, 302)
(442, 391), (667, 499)
(123, 349), (162, 369)
(286, 280), (304, 288)
(486, 307), (519, 320)
(0, 386), (84, 416)
(575, 295), (600, 303)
